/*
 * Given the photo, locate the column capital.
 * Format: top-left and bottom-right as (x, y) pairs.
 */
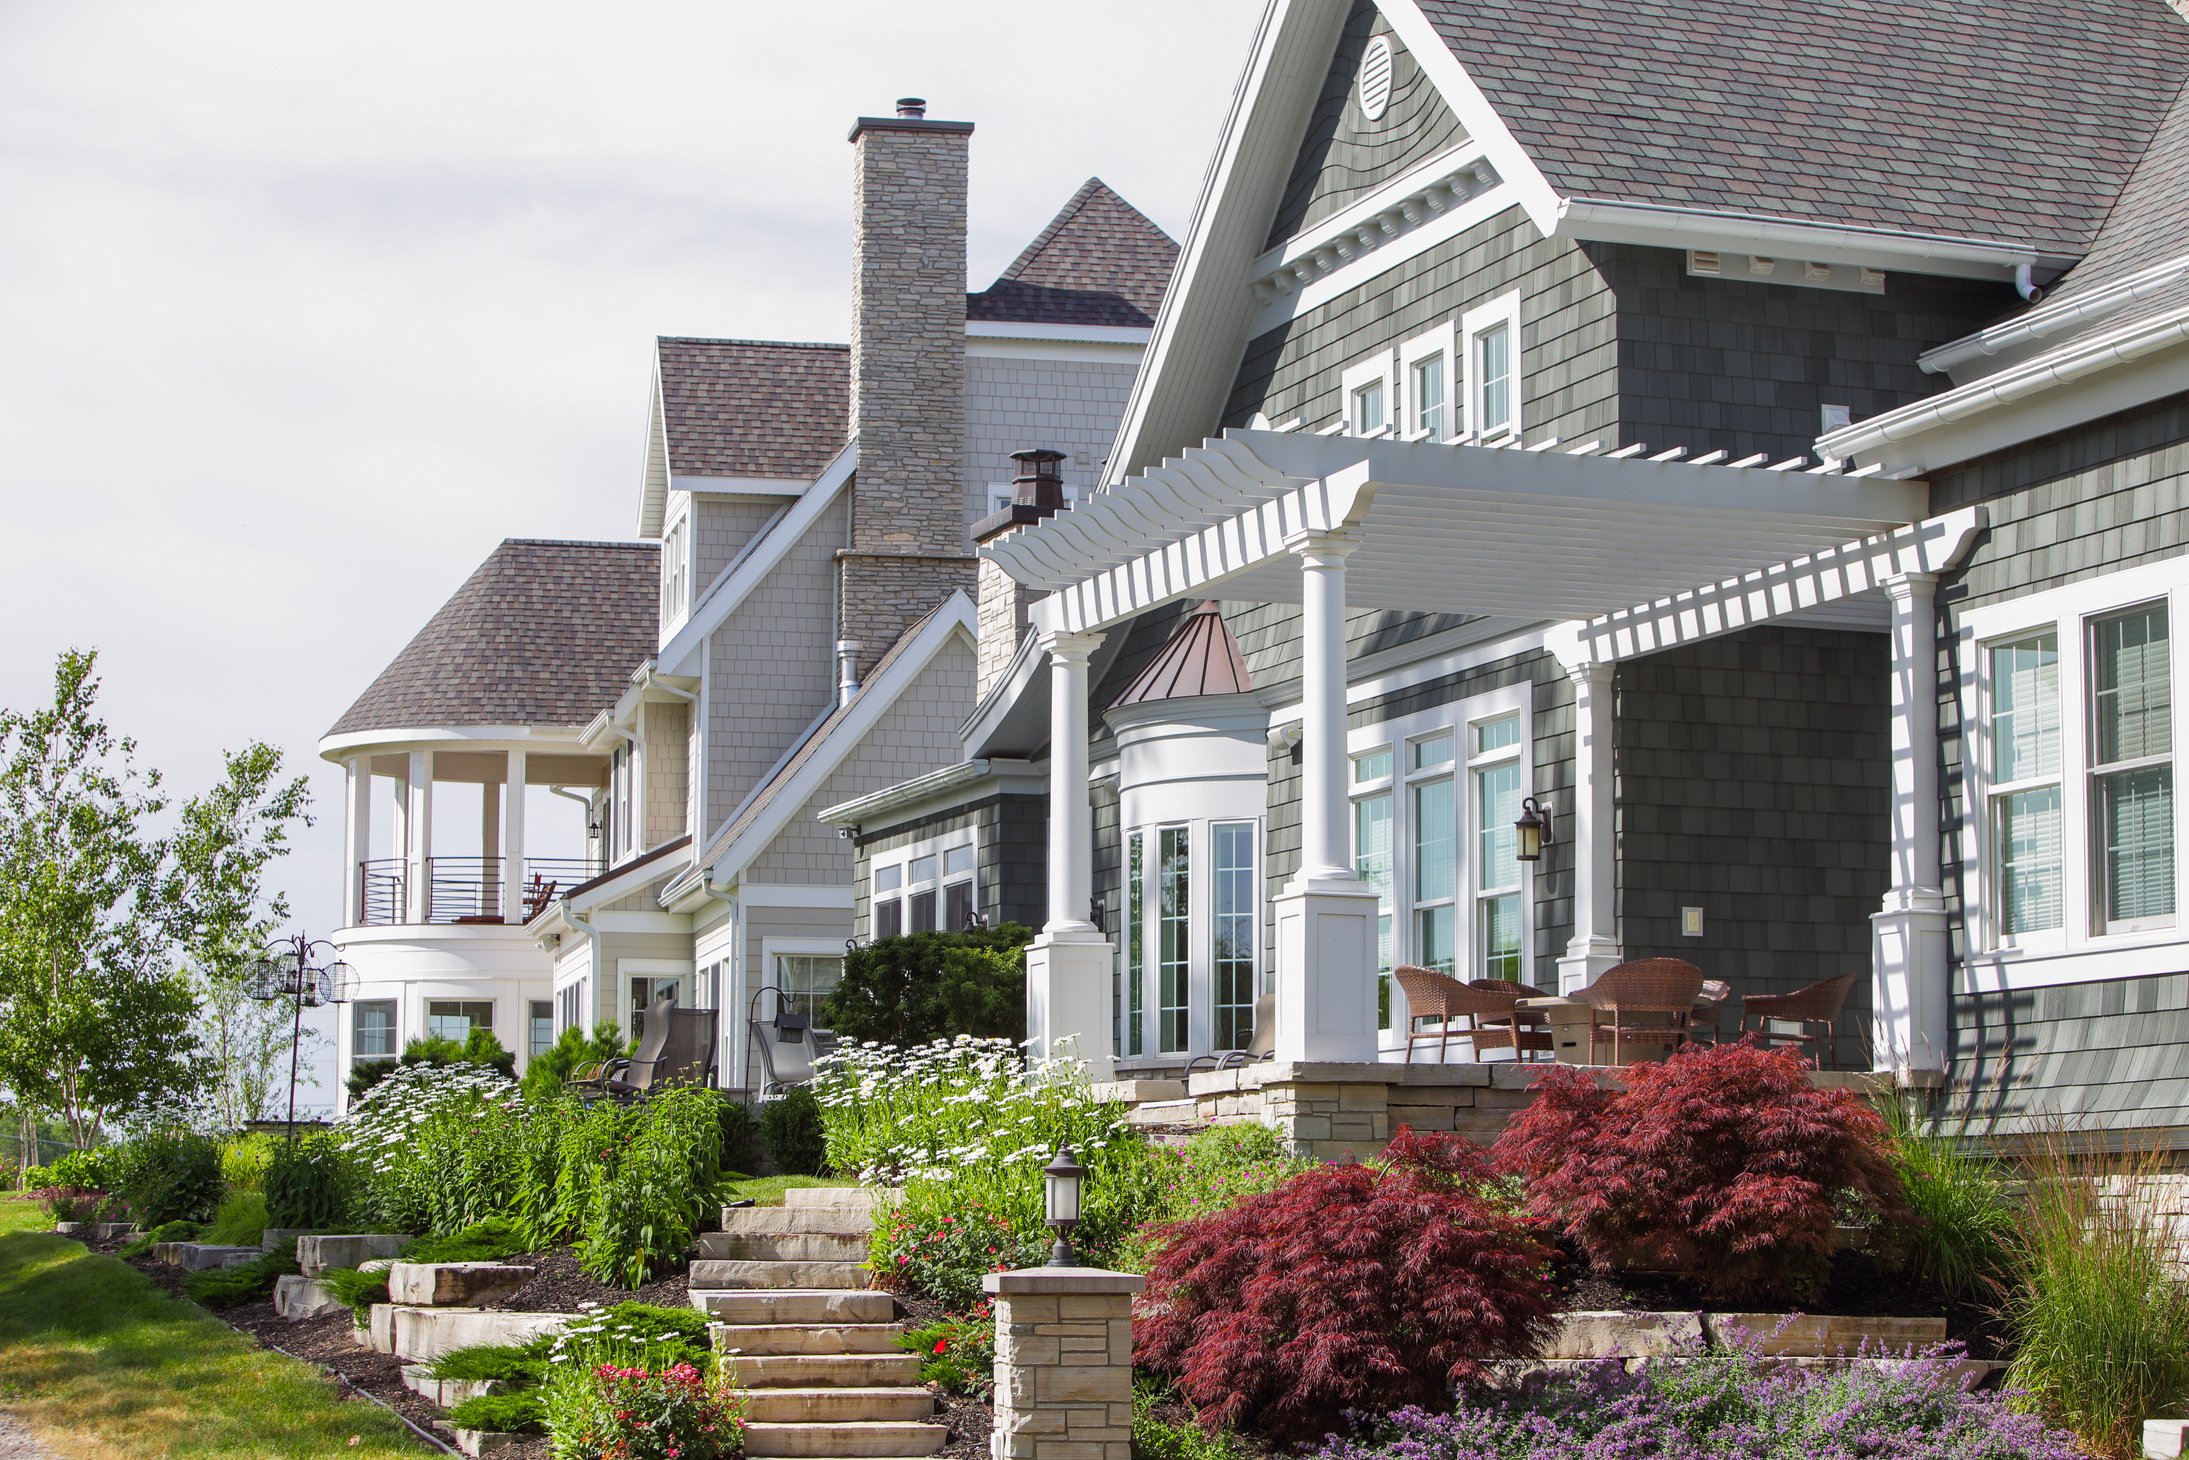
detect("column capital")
(1282, 528), (1360, 565)
(1564, 657), (1615, 690)
(1036, 627), (1105, 663)
(1881, 571), (1939, 603)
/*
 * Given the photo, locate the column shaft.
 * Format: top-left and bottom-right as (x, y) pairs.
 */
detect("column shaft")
(1557, 661), (1622, 993)
(503, 750), (529, 924)
(1873, 573), (1949, 1075)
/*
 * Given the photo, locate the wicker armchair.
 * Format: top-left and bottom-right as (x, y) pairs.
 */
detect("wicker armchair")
(1740, 973), (1858, 1069)
(1468, 979), (1556, 1061)
(1395, 966), (1537, 1063)
(1580, 958), (1705, 1065)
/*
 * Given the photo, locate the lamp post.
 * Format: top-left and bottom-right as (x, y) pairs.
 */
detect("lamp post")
(1042, 1144), (1086, 1266)
(244, 933), (356, 1143)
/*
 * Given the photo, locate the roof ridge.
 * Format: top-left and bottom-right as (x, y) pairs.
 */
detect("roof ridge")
(498, 538), (659, 551)
(656, 336), (849, 351)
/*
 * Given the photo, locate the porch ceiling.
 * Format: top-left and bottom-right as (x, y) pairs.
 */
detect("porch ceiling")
(989, 430), (1930, 636)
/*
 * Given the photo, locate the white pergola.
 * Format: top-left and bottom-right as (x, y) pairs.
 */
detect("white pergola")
(990, 429), (1977, 1077)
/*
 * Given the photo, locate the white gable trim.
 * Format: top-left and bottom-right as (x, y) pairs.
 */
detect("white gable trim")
(670, 474), (810, 497)
(702, 593), (979, 885)
(657, 440), (857, 675)
(638, 370), (672, 540)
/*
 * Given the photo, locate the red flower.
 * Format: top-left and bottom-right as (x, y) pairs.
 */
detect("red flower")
(933, 1339), (949, 1354)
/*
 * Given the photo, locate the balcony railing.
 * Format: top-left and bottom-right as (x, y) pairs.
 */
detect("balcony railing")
(353, 855), (603, 927)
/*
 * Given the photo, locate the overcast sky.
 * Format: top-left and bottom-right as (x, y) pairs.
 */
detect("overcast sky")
(0, 1), (1257, 1106)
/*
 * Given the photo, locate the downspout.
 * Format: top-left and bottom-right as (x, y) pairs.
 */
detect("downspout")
(2014, 261), (2043, 304)
(546, 783), (607, 1030)
(696, 876), (742, 1093)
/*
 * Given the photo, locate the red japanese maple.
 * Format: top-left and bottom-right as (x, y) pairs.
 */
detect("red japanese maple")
(1133, 1128), (1555, 1443)
(1491, 1039), (1904, 1304)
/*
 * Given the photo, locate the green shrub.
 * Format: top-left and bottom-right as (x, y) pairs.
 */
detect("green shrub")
(265, 1132), (361, 1230)
(901, 1304), (996, 1397)
(202, 1190), (269, 1247)
(448, 1391), (545, 1435)
(2004, 1138), (2189, 1460)
(1115, 1123), (1311, 1270)
(118, 1129), (226, 1227)
(576, 1090), (724, 1286)
(520, 1022), (627, 1103)
(759, 1087), (827, 1177)
(350, 1028), (519, 1100)
(183, 1247), (299, 1309)
(319, 1265), (391, 1323)
(715, 1093), (757, 1174)
(429, 1342), (548, 1386)
(120, 1218), (202, 1258)
(822, 924), (1034, 1046)
(403, 1217), (529, 1264)
(540, 1353), (742, 1459)
(220, 1133), (275, 1193)
(547, 1301), (714, 1371)
(1131, 1378), (1252, 1460)
(47, 1147), (124, 1194)
(1879, 1095), (2014, 1299)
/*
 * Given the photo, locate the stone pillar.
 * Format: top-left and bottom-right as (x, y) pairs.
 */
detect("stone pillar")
(406, 750), (434, 924)
(1272, 534), (1380, 1062)
(1873, 572), (1949, 1076)
(344, 757), (371, 927)
(1557, 660), (1622, 994)
(1027, 629), (1115, 1079)
(984, 1267), (1141, 1460)
(502, 749), (528, 924)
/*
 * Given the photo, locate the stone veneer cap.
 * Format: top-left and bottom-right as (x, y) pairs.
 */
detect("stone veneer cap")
(985, 1267), (1146, 1295)
(848, 116), (976, 143)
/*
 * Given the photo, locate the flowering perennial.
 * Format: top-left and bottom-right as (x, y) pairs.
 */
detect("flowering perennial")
(542, 1358), (743, 1460)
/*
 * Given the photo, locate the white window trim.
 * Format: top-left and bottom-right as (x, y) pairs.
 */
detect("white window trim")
(1341, 351), (1397, 438)
(1462, 292), (1523, 443)
(1347, 680), (1536, 1050)
(1399, 322), (1458, 443)
(661, 494), (693, 636)
(759, 937), (848, 1020)
(1956, 557), (2185, 993)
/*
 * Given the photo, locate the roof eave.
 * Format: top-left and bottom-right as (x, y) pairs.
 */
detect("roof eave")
(1554, 197), (2046, 282)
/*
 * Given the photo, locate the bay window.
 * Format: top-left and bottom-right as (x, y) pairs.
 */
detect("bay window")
(1116, 817), (1261, 1064)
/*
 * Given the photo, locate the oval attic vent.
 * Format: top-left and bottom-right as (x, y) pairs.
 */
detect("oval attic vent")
(1358, 35), (1394, 121)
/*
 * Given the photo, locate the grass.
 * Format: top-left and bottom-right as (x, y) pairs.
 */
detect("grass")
(719, 1171), (851, 1207)
(1877, 1093), (2014, 1299)
(0, 1229), (420, 1458)
(0, 1196), (50, 1237)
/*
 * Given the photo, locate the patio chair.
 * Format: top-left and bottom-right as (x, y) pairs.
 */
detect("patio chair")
(1739, 973), (1858, 1069)
(522, 875), (558, 922)
(1468, 979), (1557, 1061)
(606, 1005), (719, 1099)
(1688, 979), (1733, 1045)
(1395, 966), (1541, 1063)
(1580, 958), (1705, 1065)
(569, 990), (675, 1096)
(1185, 994), (1277, 1074)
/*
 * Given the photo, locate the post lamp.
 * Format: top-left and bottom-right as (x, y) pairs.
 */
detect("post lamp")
(245, 933), (356, 1143)
(1043, 1144), (1086, 1266)
(1514, 797), (1554, 863)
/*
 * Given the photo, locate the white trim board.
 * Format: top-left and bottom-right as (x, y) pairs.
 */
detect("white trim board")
(670, 474), (810, 497)
(739, 884), (856, 910)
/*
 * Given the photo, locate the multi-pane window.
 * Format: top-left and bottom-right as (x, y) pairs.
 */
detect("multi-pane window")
(1476, 323), (1512, 436)
(908, 854), (939, 932)
(876, 844), (976, 936)
(1352, 750), (1395, 1026)
(1409, 733), (1458, 975)
(1125, 831), (1145, 1057)
(557, 981), (583, 1036)
(1989, 633), (2063, 936)
(426, 999), (493, 1043)
(1351, 379), (1387, 436)
(872, 862), (904, 938)
(1412, 356), (1446, 439)
(353, 1000), (397, 1062)
(2090, 604), (2173, 930)
(777, 954), (843, 1022)
(943, 845), (976, 930)
(1212, 821), (1257, 1051)
(661, 515), (688, 624)
(1472, 715), (1524, 980)
(1157, 827), (1191, 1053)
(529, 1000), (554, 1060)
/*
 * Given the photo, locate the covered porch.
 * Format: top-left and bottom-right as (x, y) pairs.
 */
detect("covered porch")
(984, 428), (1979, 1082)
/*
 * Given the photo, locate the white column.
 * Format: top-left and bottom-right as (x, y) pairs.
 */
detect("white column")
(1873, 572), (1950, 1077)
(481, 780), (501, 916)
(503, 749), (528, 923)
(406, 749), (435, 923)
(344, 758), (372, 927)
(1273, 534), (1380, 1064)
(1556, 660), (1623, 993)
(1026, 628), (1115, 1080)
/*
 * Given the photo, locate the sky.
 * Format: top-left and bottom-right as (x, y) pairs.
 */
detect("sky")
(0, 0), (1259, 1109)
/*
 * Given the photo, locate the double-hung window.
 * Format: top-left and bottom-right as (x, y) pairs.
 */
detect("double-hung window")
(1400, 323), (1457, 442)
(1471, 714), (1525, 980)
(1352, 750), (1396, 1025)
(776, 953), (843, 1022)
(1988, 633), (2063, 937)
(353, 1000), (397, 1064)
(1212, 821), (1257, 1051)
(528, 1000), (554, 1060)
(1341, 354), (1396, 438)
(426, 999), (493, 1043)
(1462, 294), (1522, 442)
(873, 840), (976, 937)
(873, 862), (904, 938)
(2090, 604), (2173, 931)
(1157, 827), (1191, 1053)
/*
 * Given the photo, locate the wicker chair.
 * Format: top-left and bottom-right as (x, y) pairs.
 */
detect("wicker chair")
(1688, 979), (1733, 1045)
(1468, 979), (1557, 1061)
(1394, 966), (1535, 1063)
(1580, 958), (1705, 1065)
(1740, 973), (1859, 1069)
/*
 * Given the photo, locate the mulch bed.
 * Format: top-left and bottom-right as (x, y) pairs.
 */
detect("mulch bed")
(482, 1246), (690, 1313)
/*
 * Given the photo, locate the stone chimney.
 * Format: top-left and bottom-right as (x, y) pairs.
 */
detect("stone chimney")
(972, 448), (1066, 700)
(841, 98), (979, 676)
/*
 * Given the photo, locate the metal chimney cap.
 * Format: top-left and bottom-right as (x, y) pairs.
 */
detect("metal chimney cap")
(896, 98), (928, 119)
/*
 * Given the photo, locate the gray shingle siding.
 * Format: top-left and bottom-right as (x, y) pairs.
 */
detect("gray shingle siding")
(1954, 977), (2189, 1140)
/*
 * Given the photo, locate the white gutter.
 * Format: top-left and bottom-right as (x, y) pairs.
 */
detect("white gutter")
(1918, 253), (2189, 375)
(1821, 303), (2189, 461)
(1556, 197), (2039, 281)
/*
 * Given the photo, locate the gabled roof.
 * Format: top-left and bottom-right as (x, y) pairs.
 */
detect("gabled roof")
(967, 179), (1179, 328)
(328, 540), (657, 738)
(2047, 74), (2189, 307)
(1108, 601), (1252, 708)
(1420, 0), (2189, 260)
(656, 338), (849, 481)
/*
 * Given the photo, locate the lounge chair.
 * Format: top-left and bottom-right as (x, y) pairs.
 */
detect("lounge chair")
(1581, 958), (1705, 1065)
(606, 1005), (719, 1099)
(570, 991), (674, 1095)
(748, 984), (836, 1099)
(1740, 973), (1859, 1069)
(1185, 994), (1277, 1073)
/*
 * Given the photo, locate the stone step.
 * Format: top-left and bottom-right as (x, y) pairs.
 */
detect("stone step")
(783, 1187), (891, 1213)
(742, 1421), (946, 1458)
(697, 1231), (870, 1263)
(722, 1207), (876, 1237)
(690, 1258), (869, 1291)
(387, 1261), (536, 1307)
(399, 1364), (503, 1408)
(740, 1388), (937, 1424)
(297, 1234), (410, 1277)
(691, 1289), (897, 1325)
(711, 1323), (909, 1356)
(273, 1274), (347, 1321)
(366, 1304), (571, 1363)
(154, 1242), (261, 1270)
(721, 1352), (923, 1389)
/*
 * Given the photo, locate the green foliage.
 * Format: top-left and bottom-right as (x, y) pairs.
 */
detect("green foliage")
(575, 1090), (725, 1287)
(1113, 1123), (1311, 1271)
(2003, 1139), (2189, 1460)
(318, 1265), (390, 1323)
(822, 924), (1034, 1046)
(429, 1342), (548, 1386)
(402, 1218), (529, 1264)
(547, 1301), (715, 1371)
(201, 1190), (268, 1246)
(714, 1093), (757, 1174)
(521, 1023), (627, 1103)
(218, 1133), (274, 1193)
(901, 1303), (996, 1397)
(119, 1218), (202, 1258)
(182, 1247), (297, 1309)
(348, 1028), (517, 1100)
(119, 1128), (226, 1227)
(449, 1391), (546, 1435)
(1877, 1096), (2014, 1299)
(45, 1147), (123, 1193)
(264, 1132), (360, 1230)
(759, 1087), (827, 1176)
(1132, 1378), (1253, 1460)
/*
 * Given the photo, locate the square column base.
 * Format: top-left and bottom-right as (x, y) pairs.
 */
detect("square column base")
(1872, 889), (1949, 1076)
(1556, 936), (1623, 995)
(1273, 876), (1381, 1063)
(1026, 930), (1116, 1081)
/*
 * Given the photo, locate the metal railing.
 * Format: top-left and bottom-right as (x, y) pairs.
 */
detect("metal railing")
(358, 859), (407, 926)
(428, 856), (504, 923)
(354, 855), (604, 927)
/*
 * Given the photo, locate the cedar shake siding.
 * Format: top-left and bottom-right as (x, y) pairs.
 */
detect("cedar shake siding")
(1954, 976), (2189, 1140)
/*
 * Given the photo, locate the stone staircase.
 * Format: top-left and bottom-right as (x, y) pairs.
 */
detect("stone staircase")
(692, 1188), (943, 1460)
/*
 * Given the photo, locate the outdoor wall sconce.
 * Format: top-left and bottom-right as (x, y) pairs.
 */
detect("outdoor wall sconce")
(1043, 1144), (1086, 1266)
(1514, 797), (1553, 862)
(1089, 897), (1107, 936)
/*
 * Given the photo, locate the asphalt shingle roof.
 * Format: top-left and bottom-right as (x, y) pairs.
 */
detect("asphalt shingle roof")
(2048, 72), (2189, 303)
(1421, 0), (2189, 258)
(967, 178), (1179, 328)
(329, 539), (658, 736)
(656, 338), (850, 481)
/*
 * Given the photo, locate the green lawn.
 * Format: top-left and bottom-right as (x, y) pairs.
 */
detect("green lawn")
(0, 1214), (423, 1458)
(719, 1171), (854, 1206)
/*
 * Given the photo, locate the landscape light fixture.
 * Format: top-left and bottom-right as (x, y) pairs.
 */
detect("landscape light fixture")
(1514, 797), (1554, 862)
(1043, 1144), (1086, 1266)
(244, 932), (356, 1143)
